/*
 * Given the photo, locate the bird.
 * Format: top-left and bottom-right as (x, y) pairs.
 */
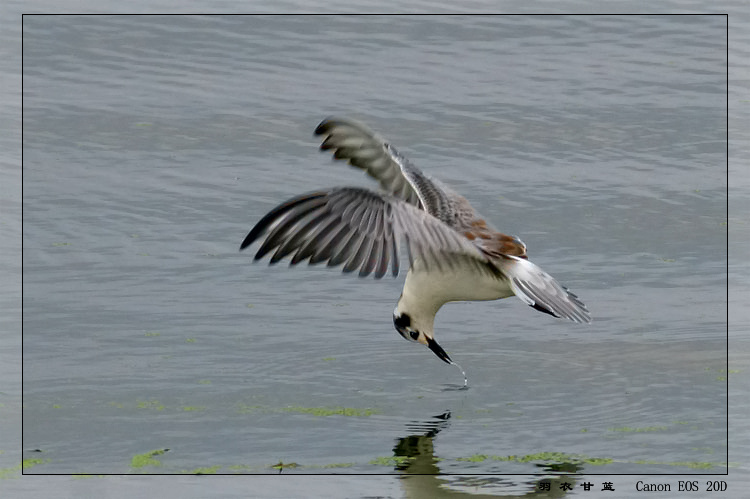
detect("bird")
(240, 117), (591, 371)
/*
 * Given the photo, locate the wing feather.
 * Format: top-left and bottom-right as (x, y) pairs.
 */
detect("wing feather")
(315, 117), (459, 223)
(241, 187), (489, 279)
(499, 255), (591, 323)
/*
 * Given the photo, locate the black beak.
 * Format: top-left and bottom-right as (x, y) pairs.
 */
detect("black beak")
(426, 337), (453, 364)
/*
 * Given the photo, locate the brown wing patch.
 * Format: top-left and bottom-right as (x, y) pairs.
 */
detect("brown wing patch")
(490, 232), (528, 258)
(464, 226), (527, 259)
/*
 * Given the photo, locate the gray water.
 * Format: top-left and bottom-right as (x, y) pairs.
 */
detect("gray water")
(6, 9), (745, 499)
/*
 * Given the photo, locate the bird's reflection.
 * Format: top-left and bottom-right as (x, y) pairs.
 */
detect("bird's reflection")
(392, 411), (451, 473)
(393, 411), (583, 498)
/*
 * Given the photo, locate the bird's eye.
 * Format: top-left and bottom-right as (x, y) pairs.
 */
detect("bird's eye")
(409, 330), (419, 341)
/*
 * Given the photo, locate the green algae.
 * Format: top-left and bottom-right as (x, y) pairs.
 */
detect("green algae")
(457, 454), (488, 462)
(131, 449), (169, 469)
(272, 461), (299, 470)
(181, 406), (205, 412)
(607, 426), (669, 433)
(0, 458), (48, 479)
(633, 459), (717, 469)
(369, 456), (414, 466)
(457, 452), (613, 466)
(23, 458), (46, 469)
(319, 462), (355, 468)
(136, 399), (165, 411)
(281, 406), (378, 417)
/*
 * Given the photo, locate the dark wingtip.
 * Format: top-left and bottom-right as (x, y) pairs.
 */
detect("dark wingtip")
(240, 229), (260, 251)
(530, 302), (557, 318)
(240, 221), (273, 253)
(314, 116), (337, 136)
(239, 191), (329, 254)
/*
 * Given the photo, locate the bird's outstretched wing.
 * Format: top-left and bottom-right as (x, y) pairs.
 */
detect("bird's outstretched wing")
(315, 117), (462, 225)
(497, 255), (592, 323)
(240, 187), (492, 279)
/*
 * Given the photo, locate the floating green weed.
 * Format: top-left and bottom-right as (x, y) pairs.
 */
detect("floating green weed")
(181, 406), (205, 412)
(608, 426), (668, 433)
(131, 449), (168, 469)
(281, 406), (378, 417)
(456, 452), (612, 466)
(633, 459), (716, 469)
(136, 399), (165, 411)
(457, 454), (487, 462)
(227, 464), (256, 472)
(272, 461), (299, 470)
(235, 404), (380, 417)
(369, 456), (414, 466)
(673, 461), (715, 469)
(0, 458), (49, 479)
(236, 404), (264, 414)
(320, 462), (355, 468)
(584, 457), (615, 466)
(0, 465), (19, 479)
(22, 458), (46, 469)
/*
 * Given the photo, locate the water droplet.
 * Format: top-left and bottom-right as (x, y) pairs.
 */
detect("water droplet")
(449, 360), (468, 388)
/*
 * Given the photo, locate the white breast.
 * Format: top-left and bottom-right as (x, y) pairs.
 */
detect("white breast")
(401, 259), (514, 316)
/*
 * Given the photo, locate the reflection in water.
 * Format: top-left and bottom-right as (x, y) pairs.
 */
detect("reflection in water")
(393, 411), (452, 474)
(394, 412), (583, 498)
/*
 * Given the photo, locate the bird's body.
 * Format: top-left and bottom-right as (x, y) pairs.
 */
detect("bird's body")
(241, 117), (591, 366)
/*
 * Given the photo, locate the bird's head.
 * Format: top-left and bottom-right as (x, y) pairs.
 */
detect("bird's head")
(393, 306), (452, 364)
